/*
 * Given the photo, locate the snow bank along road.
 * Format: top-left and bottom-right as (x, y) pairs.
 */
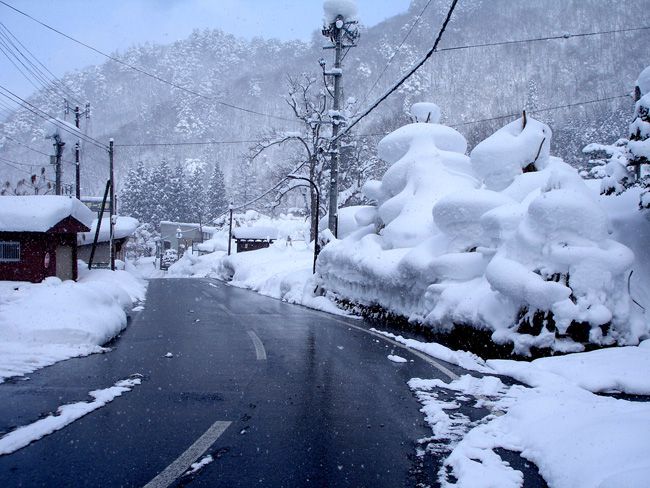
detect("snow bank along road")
(0, 279), (543, 487)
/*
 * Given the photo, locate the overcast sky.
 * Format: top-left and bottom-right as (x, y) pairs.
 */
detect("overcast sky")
(0, 0), (411, 102)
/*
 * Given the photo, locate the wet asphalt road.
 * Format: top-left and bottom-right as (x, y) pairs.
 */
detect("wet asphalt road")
(0, 278), (539, 487)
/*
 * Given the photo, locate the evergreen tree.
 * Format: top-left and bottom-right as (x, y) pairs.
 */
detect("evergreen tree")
(169, 164), (192, 222)
(149, 160), (174, 225)
(186, 164), (208, 224)
(206, 162), (228, 221)
(630, 70), (650, 209)
(119, 161), (150, 222)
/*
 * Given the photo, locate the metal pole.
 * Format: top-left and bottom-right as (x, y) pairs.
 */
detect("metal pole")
(327, 21), (343, 238)
(288, 175), (320, 274)
(227, 204), (234, 256)
(109, 139), (115, 271)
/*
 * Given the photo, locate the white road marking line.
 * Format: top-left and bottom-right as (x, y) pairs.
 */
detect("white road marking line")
(321, 316), (460, 381)
(247, 330), (267, 360)
(142, 420), (231, 488)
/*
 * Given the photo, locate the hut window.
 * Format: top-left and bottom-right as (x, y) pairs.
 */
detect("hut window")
(0, 241), (20, 262)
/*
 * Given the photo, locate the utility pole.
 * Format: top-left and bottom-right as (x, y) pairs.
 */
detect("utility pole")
(322, 11), (358, 237)
(50, 134), (65, 196)
(75, 142), (80, 199)
(109, 138), (115, 271)
(72, 103), (90, 199)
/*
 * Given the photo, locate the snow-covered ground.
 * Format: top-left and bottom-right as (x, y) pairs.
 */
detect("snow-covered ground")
(0, 264), (146, 383)
(389, 330), (650, 488)
(151, 101), (650, 488)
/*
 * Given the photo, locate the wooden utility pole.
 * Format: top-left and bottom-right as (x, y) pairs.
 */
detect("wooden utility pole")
(109, 138), (115, 271)
(72, 104), (90, 199)
(51, 134), (65, 196)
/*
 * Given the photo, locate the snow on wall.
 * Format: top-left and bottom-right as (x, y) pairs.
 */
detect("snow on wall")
(317, 103), (647, 353)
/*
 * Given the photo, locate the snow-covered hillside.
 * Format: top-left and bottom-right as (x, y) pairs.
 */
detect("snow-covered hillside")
(1, 0), (648, 198)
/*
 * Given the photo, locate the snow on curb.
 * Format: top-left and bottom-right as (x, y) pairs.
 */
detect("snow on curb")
(0, 267), (147, 383)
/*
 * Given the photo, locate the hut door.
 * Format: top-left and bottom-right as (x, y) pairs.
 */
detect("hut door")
(56, 245), (73, 281)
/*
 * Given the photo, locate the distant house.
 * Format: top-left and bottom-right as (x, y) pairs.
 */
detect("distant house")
(0, 196), (94, 282)
(232, 226), (278, 253)
(77, 216), (139, 266)
(159, 221), (216, 256)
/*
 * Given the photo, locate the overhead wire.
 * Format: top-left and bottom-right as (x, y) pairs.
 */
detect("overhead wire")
(0, 156), (56, 185)
(341, 16), (648, 140)
(358, 0), (433, 109)
(0, 22), (85, 106)
(340, 0), (460, 140)
(0, 0), (297, 124)
(0, 26), (78, 104)
(437, 25), (650, 54)
(0, 84), (108, 150)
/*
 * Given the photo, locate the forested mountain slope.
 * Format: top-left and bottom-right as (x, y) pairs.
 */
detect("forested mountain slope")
(1, 0), (647, 199)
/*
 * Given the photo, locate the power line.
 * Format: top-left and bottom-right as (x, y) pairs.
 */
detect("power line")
(1, 133), (50, 157)
(0, 23), (84, 106)
(0, 22), (84, 106)
(0, 84), (108, 150)
(114, 139), (260, 148)
(358, 0), (433, 109)
(0, 156), (56, 184)
(0, 0), (297, 124)
(448, 94), (630, 128)
(343, 16), (647, 139)
(437, 25), (650, 54)
(341, 0), (460, 140)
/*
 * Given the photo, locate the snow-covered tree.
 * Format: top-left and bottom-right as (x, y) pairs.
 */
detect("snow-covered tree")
(630, 67), (650, 208)
(206, 162), (228, 222)
(582, 65), (650, 206)
(186, 164), (208, 224)
(124, 222), (159, 258)
(119, 161), (151, 222)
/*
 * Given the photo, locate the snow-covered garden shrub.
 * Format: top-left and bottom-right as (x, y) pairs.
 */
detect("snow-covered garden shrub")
(317, 102), (646, 355)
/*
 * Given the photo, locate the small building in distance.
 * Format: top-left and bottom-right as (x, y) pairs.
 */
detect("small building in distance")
(159, 221), (216, 256)
(0, 196), (94, 282)
(232, 226), (278, 253)
(77, 216), (139, 266)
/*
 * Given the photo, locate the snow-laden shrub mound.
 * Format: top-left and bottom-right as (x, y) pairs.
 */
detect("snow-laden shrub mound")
(368, 105), (476, 249)
(471, 117), (551, 191)
(318, 103), (646, 355)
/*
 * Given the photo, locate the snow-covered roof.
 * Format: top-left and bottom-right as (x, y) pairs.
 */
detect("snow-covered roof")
(77, 216), (139, 245)
(232, 226), (279, 240)
(0, 196), (95, 232)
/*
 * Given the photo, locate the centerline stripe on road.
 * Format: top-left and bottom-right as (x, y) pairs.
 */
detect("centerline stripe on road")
(142, 420), (232, 488)
(247, 330), (267, 360)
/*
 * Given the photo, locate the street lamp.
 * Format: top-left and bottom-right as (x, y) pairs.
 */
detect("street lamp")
(176, 228), (182, 256)
(287, 174), (320, 274)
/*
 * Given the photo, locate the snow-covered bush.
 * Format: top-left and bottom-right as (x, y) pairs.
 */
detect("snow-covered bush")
(583, 65), (650, 209)
(317, 102), (646, 355)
